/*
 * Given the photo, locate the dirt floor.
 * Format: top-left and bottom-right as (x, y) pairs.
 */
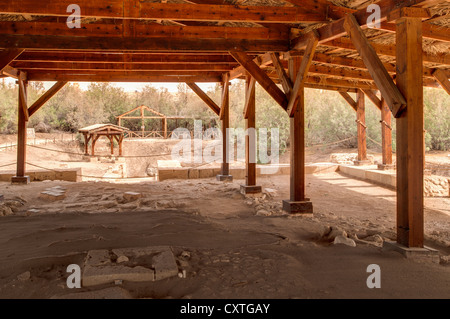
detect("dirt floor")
(0, 134), (449, 299)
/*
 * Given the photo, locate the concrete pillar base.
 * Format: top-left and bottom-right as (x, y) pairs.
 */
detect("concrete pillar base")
(240, 185), (262, 195)
(11, 176), (30, 185)
(216, 175), (233, 182)
(282, 200), (313, 214)
(354, 160), (372, 166)
(383, 241), (440, 263)
(377, 164), (395, 171)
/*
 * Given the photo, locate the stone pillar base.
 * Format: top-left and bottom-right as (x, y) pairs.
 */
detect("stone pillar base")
(377, 164), (395, 171)
(282, 200), (313, 214)
(216, 175), (233, 182)
(11, 176), (30, 185)
(383, 241), (440, 263)
(354, 160), (372, 166)
(240, 185), (262, 195)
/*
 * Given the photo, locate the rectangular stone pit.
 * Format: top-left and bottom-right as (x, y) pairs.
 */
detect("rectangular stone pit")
(82, 246), (179, 287)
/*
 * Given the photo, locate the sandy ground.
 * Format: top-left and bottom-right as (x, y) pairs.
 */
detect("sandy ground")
(0, 134), (449, 299)
(0, 173), (449, 299)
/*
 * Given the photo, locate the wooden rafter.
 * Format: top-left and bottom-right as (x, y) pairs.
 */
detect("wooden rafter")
(338, 91), (357, 111)
(0, 2), (325, 23)
(0, 21), (289, 41)
(186, 82), (220, 116)
(28, 81), (67, 117)
(291, 0), (430, 51)
(0, 48), (24, 73)
(433, 69), (450, 95)
(230, 51), (288, 110)
(0, 34), (289, 52)
(270, 52), (292, 98)
(12, 62), (234, 72)
(286, 32), (319, 117)
(343, 14), (406, 117)
(362, 89), (382, 111)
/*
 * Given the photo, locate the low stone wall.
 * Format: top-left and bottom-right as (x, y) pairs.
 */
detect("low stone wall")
(339, 165), (449, 197)
(0, 168), (82, 183)
(158, 163), (339, 181)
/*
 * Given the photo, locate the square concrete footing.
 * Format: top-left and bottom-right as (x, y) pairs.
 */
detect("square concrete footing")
(282, 200), (313, 214)
(354, 160), (372, 166)
(240, 185), (262, 195)
(377, 164), (396, 171)
(383, 241), (440, 263)
(216, 175), (233, 182)
(11, 176), (30, 185)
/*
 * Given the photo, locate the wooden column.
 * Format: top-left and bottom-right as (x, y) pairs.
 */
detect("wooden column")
(91, 134), (99, 156)
(282, 55), (312, 214)
(379, 97), (394, 170)
(119, 135), (124, 156)
(395, 16), (424, 248)
(109, 136), (114, 155)
(240, 75), (261, 194)
(217, 78), (232, 181)
(12, 77), (29, 184)
(163, 118), (167, 139)
(355, 89), (370, 165)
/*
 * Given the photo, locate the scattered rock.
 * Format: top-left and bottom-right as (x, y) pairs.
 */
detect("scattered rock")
(39, 190), (66, 201)
(263, 188), (277, 198)
(256, 209), (271, 216)
(17, 271), (31, 281)
(116, 255), (129, 263)
(123, 192), (142, 202)
(326, 227), (347, 240)
(180, 251), (191, 260)
(0, 205), (13, 216)
(333, 235), (356, 247)
(26, 209), (41, 216)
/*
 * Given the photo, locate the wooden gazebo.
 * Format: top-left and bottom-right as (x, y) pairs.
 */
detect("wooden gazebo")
(1, 0), (450, 253)
(79, 124), (129, 156)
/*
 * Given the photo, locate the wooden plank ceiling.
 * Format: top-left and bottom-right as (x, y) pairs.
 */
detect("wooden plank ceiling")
(0, 0), (449, 91)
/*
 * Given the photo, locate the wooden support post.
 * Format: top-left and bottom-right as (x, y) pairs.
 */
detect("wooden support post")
(394, 16), (424, 248)
(109, 135), (114, 155)
(119, 135), (124, 156)
(240, 75), (261, 194)
(83, 133), (89, 155)
(91, 134), (99, 157)
(12, 77), (29, 184)
(217, 78), (232, 182)
(282, 55), (312, 214)
(354, 89), (370, 165)
(378, 97), (394, 170)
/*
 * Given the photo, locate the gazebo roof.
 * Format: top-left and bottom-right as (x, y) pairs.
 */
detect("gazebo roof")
(79, 124), (130, 134)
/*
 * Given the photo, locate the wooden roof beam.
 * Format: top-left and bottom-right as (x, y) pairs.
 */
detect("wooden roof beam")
(11, 62), (234, 72)
(362, 89), (382, 110)
(0, 34), (289, 52)
(270, 52), (292, 98)
(291, 0), (431, 51)
(344, 14), (406, 117)
(0, 21), (289, 41)
(338, 91), (357, 111)
(0, 2), (326, 23)
(27, 72), (223, 82)
(186, 82), (221, 116)
(28, 81), (67, 117)
(0, 48), (24, 73)
(433, 69), (450, 95)
(230, 51), (288, 110)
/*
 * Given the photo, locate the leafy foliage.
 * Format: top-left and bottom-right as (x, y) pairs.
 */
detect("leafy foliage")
(0, 79), (448, 151)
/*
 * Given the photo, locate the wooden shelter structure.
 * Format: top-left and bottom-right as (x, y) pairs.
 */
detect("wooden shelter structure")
(1, 0), (450, 252)
(117, 105), (169, 139)
(78, 124), (129, 156)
